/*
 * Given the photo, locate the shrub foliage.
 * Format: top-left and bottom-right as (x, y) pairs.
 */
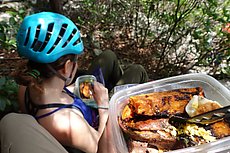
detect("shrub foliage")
(52, 0), (230, 79)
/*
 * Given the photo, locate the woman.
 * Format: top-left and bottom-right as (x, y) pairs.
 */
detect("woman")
(15, 12), (109, 153)
(13, 12), (149, 153)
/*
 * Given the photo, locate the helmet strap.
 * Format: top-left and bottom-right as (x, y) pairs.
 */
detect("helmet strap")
(46, 64), (71, 85)
(65, 62), (76, 85)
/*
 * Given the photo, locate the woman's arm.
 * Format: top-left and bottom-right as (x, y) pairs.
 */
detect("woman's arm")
(69, 81), (109, 152)
(39, 106), (108, 153)
(39, 82), (109, 153)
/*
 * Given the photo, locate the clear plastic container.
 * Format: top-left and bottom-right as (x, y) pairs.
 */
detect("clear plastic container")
(74, 75), (97, 108)
(109, 73), (230, 153)
(113, 84), (138, 93)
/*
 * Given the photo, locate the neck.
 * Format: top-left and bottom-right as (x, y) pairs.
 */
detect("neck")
(43, 76), (65, 92)
(29, 76), (67, 104)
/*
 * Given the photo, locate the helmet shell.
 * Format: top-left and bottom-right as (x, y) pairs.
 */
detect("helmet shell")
(17, 12), (84, 63)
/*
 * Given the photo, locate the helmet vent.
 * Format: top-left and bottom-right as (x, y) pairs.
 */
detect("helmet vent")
(33, 40), (43, 51)
(73, 37), (81, 46)
(47, 23), (68, 54)
(24, 27), (31, 46)
(31, 25), (41, 51)
(38, 23), (54, 52)
(59, 24), (67, 38)
(62, 28), (77, 48)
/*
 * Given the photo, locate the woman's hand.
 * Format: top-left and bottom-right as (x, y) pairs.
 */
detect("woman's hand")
(92, 81), (109, 108)
(92, 81), (109, 142)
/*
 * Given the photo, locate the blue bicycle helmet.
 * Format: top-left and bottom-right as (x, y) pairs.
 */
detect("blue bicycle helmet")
(17, 12), (84, 63)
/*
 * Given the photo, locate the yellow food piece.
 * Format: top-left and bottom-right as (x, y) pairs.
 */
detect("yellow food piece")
(177, 123), (216, 143)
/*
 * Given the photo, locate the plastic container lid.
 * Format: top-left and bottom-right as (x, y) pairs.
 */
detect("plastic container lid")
(113, 84), (138, 93)
(109, 73), (230, 153)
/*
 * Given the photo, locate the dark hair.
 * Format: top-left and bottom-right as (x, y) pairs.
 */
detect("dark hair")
(14, 54), (76, 93)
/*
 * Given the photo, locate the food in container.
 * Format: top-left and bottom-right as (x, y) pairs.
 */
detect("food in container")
(119, 87), (230, 152)
(79, 81), (94, 99)
(185, 95), (222, 117)
(109, 73), (230, 153)
(74, 75), (97, 107)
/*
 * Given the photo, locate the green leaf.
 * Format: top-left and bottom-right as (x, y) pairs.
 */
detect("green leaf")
(4, 78), (19, 94)
(8, 39), (17, 47)
(9, 17), (16, 25)
(0, 96), (7, 111)
(0, 77), (6, 88)
(18, 9), (25, 15)
(5, 10), (17, 16)
(222, 67), (230, 75)
(0, 32), (6, 42)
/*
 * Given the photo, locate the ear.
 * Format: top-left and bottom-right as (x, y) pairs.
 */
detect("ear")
(63, 60), (73, 77)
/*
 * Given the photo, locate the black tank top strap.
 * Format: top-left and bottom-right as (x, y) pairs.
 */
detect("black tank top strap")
(24, 87), (97, 127)
(24, 88), (68, 116)
(35, 103), (67, 109)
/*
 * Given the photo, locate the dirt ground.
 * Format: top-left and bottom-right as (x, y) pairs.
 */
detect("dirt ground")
(0, 48), (92, 77)
(0, 49), (22, 77)
(0, 47), (148, 78)
(1, 48), (230, 91)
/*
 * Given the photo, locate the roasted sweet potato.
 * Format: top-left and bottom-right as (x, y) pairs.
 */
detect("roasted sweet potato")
(122, 87), (205, 120)
(79, 82), (93, 99)
(119, 118), (177, 150)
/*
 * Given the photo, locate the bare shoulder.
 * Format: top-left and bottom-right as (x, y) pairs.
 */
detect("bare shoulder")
(38, 109), (91, 145)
